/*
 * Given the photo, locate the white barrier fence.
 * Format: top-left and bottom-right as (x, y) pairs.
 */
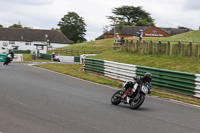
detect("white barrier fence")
(13, 54), (23, 62)
(195, 74), (200, 98)
(104, 60), (137, 82)
(57, 56), (74, 63)
(84, 58), (200, 98)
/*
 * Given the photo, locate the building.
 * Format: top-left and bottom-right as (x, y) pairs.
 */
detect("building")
(0, 28), (70, 54)
(96, 25), (190, 40)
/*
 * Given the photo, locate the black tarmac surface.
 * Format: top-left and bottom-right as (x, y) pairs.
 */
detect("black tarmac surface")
(0, 62), (200, 133)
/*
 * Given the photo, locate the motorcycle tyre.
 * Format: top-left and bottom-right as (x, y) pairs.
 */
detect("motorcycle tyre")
(129, 95), (145, 109)
(111, 90), (123, 105)
(3, 61), (8, 65)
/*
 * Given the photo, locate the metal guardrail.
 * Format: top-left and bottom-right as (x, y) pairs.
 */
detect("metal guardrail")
(39, 53), (80, 63)
(83, 58), (200, 98)
(40, 53), (52, 60)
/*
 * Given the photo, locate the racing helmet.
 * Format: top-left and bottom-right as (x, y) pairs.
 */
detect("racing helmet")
(144, 72), (152, 82)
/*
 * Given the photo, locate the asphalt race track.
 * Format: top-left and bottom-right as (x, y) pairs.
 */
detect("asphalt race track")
(0, 62), (200, 133)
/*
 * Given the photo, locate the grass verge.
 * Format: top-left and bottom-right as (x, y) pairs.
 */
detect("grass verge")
(34, 64), (122, 87)
(35, 63), (200, 106)
(90, 50), (200, 74)
(22, 54), (54, 63)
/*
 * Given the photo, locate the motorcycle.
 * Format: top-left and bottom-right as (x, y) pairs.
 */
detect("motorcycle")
(111, 76), (152, 109)
(3, 54), (13, 65)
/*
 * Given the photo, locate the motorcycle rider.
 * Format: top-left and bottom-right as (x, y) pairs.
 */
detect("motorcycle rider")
(10, 51), (14, 59)
(3, 51), (14, 65)
(122, 73), (152, 101)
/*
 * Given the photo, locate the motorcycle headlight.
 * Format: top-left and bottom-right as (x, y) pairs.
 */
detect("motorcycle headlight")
(141, 86), (149, 94)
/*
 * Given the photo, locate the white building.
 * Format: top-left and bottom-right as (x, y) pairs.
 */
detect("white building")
(0, 28), (70, 54)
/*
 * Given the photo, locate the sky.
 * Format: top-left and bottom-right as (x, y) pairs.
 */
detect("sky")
(0, 0), (200, 41)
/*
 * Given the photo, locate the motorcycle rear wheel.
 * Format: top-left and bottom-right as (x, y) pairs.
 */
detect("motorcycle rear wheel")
(129, 95), (145, 109)
(111, 90), (123, 105)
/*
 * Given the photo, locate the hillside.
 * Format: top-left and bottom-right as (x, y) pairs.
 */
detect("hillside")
(65, 38), (114, 51)
(57, 30), (200, 74)
(159, 30), (200, 42)
(65, 30), (200, 51)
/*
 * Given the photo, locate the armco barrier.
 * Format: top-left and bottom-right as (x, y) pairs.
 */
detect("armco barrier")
(74, 56), (80, 62)
(136, 66), (196, 96)
(84, 58), (104, 75)
(58, 56), (74, 62)
(40, 53), (52, 60)
(83, 58), (200, 98)
(39, 53), (80, 63)
(0, 54), (6, 62)
(13, 54), (23, 62)
(9, 49), (31, 54)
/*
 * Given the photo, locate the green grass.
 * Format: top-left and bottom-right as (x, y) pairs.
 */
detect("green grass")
(150, 91), (200, 106)
(89, 50), (200, 73)
(53, 38), (114, 52)
(35, 64), (121, 87)
(23, 54), (53, 62)
(159, 30), (200, 42)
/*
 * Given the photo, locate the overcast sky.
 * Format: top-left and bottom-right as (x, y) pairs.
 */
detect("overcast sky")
(0, 0), (200, 41)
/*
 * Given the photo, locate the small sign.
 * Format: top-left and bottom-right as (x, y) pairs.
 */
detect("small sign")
(145, 33), (164, 37)
(2, 42), (8, 47)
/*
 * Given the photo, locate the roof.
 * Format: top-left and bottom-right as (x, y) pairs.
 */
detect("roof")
(96, 25), (190, 40)
(95, 34), (104, 40)
(0, 28), (70, 44)
(106, 25), (152, 35)
(159, 27), (190, 35)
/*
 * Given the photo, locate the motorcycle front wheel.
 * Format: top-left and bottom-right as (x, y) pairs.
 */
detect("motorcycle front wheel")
(111, 90), (123, 105)
(3, 60), (8, 65)
(129, 95), (145, 109)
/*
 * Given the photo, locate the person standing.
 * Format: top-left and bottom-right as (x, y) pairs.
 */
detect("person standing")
(116, 33), (121, 42)
(136, 29), (143, 42)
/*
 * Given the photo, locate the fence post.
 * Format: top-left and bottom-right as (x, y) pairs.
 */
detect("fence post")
(142, 41), (146, 54)
(167, 41), (170, 55)
(130, 40), (133, 52)
(149, 41), (153, 54)
(189, 42), (192, 57)
(178, 41), (182, 54)
(182, 44), (185, 57)
(66, 49), (68, 55)
(158, 41), (161, 54)
(195, 44), (198, 58)
(126, 40), (129, 52)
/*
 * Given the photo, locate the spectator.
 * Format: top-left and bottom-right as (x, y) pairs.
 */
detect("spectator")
(136, 29), (143, 42)
(116, 33), (121, 42)
(121, 37), (125, 43)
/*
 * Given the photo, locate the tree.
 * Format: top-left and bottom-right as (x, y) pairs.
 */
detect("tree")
(8, 22), (32, 29)
(117, 22), (125, 34)
(107, 6), (154, 26)
(58, 12), (87, 43)
(103, 25), (110, 34)
(24, 27), (32, 29)
(0, 24), (3, 27)
(51, 28), (60, 30)
(135, 19), (154, 26)
(9, 23), (23, 28)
